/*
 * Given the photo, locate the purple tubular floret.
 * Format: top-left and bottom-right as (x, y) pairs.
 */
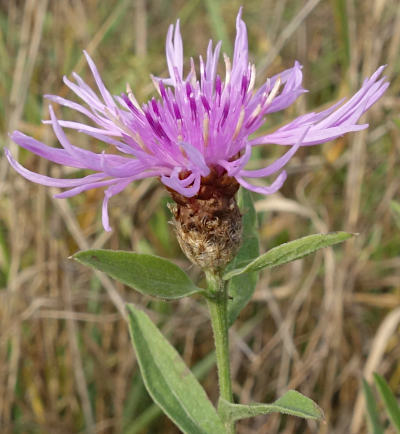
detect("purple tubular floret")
(121, 93), (140, 115)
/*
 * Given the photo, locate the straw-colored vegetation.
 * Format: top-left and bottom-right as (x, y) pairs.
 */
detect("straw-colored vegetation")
(0, 0), (399, 433)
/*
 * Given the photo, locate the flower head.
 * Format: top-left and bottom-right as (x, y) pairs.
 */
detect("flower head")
(6, 9), (388, 232)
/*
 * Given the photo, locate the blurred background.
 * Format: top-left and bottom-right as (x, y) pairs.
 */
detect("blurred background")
(0, 0), (399, 433)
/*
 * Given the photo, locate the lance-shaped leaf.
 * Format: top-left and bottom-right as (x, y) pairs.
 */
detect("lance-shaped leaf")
(362, 379), (384, 434)
(226, 188), (260, 326)
(74, 250), (201, 299)
(218, 390), (324, 423)
(127, 304), (226, 434)
(373, 373), (400, 432)
(224, 232), (354, 280)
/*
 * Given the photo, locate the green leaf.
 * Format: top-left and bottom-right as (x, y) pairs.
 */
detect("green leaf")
(362, 378), (384, 434)
(373, 373), (400, 432)
(390, 201), (400, 230)
(218, 390), (324, 423)
(73, 250), (201, 299)
(226, 188), (260, 326)
(224, 232), (354, 280)
(127, 304), (226, 434)
(124, 352), (218, 434)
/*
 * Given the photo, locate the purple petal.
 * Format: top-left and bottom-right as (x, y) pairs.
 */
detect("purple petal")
(264, 62), (307, 114)
(161, 168), (201, 197)
(5, 148), (105, 188)
(206, 40), (221, 84)
(232, 8), (248, 81)
(251, 66), (388, 147)
(239, 127), (309, 177)
(83, 51), (117, 109)
(44, 94), (105, 125)
(10, 131), (84, 168)
(217, 144), (252, 176)
(263, 124), (368, 145)
(48, 106), (109, 171)
(163, 20), (183, 86)
(63, 75), (106, 113)
(54, 178), (120, 198)
(43, 119), (121, 136)
(236, 170), (287, 195)
(180, 142), (210, 176)
(102, 179), (133, 232)
(78, 130), (137, 155)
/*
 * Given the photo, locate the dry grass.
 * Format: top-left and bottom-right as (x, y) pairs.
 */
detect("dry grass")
(0, 0), (399, 433)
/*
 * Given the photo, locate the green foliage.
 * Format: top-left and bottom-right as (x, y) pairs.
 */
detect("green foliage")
(218, 390), (324, 423)
(73, 250), (202, 299)
(226, 188), (260, 326)
(224, 232), (354, 279)
(362, 379), (384, 434)
(373, 373), (400, 432)
(127, 304), (226, 434)
(124, 353), (218, 434)
(363, 374), (400, 434)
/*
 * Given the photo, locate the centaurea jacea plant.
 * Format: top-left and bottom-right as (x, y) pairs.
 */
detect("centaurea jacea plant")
(6, 9), (387, 434)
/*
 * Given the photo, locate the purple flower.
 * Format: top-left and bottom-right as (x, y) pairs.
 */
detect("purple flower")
(6, 9), (388, 231)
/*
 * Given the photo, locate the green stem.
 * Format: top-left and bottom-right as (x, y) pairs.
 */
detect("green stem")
(206, 271), (235, 434)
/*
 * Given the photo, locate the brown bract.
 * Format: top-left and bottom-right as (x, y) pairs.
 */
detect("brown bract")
(166, 168), (243, 271)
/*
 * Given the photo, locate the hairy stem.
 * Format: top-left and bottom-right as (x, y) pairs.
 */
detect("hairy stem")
(206, 271), (235, 434)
